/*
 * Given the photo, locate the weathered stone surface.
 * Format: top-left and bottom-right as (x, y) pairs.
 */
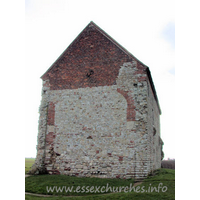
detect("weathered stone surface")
(32, 21), (163, 180)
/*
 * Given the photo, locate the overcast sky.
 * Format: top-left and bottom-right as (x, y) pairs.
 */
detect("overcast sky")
(24, 0), (175, 159)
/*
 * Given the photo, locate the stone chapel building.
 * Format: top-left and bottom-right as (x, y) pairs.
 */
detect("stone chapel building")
(31, 21), (164, 179)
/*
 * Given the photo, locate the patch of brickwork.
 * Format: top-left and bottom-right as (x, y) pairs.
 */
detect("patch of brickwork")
(116, 88), (136, 121)
(47, 102), (55, 126)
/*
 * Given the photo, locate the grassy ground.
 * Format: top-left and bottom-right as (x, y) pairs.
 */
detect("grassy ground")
(25, 158), (35, 174)
(25, 168), (175, 200)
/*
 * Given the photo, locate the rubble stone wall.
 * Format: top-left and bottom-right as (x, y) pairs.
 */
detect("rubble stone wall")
(33, 61), (161, 179)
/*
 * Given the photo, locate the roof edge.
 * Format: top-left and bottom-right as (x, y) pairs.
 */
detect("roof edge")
(146, 67), (162, 114)
(40, 21), (95, 79)
(89, 22), (161, 113)
(41, 21), (150, 79)
(40, 21), (161, 114)
(89, 21), (149, 68)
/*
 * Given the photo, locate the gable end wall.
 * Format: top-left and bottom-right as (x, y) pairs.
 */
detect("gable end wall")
(32, 23), (162, 179)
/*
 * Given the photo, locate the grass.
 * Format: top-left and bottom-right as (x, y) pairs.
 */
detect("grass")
(26, 174), (134, 196)
(25, 168), (175, 199)
(25, 158), (35, 174)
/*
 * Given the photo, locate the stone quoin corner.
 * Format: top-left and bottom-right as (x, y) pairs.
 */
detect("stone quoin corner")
(30, 21), (164, 180)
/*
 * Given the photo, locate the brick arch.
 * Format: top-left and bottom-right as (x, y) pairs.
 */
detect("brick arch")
(117, 88), (135, 121)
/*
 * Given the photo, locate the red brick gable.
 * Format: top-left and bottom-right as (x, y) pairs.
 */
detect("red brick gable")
(41, 21), (161, 114)
(41, 22), (133, 90)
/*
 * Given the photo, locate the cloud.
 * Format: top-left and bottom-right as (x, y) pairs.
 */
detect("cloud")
(25, 0), (32, 12)
(168, 67), (175, 75)
(161, 21), (175, 49)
